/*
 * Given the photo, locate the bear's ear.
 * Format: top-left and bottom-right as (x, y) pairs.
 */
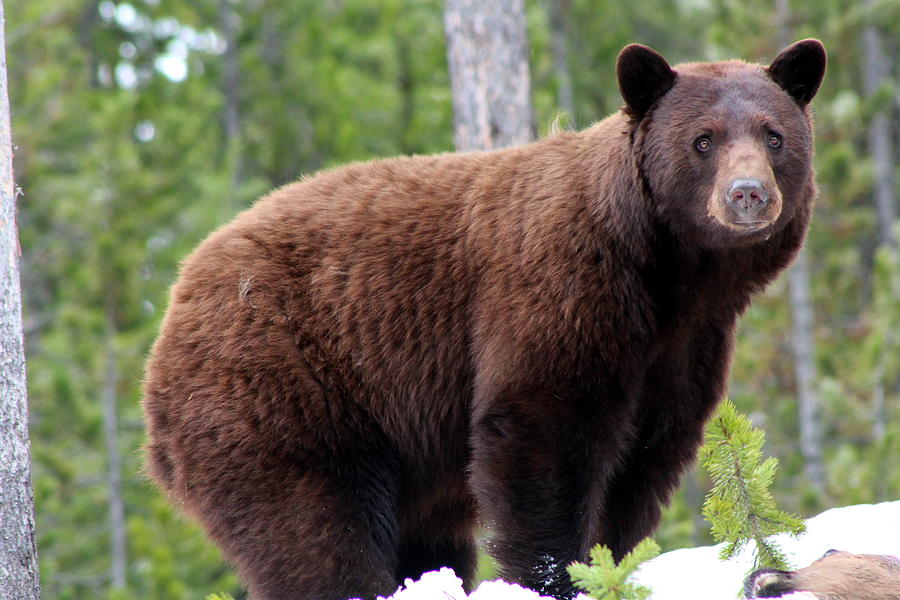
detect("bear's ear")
(616, 44), (676, 121)
(767, 39), (827, 106)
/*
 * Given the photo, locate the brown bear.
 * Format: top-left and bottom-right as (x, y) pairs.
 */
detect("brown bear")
(143, 40), (827, 600)
(744, 550), (900, 599)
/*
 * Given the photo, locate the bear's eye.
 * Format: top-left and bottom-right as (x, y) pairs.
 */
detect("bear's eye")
(694, 136), (712, 153)
(768, 133), (783, 148)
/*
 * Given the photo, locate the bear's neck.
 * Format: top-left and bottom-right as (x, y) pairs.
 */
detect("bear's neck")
(578, 116), (657, 264)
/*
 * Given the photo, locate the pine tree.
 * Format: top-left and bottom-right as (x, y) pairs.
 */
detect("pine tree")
(701, 400), (806, 571)
(567, 538), (660, 600)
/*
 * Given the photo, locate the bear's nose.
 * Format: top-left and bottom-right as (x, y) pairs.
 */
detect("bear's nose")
(727, 179), (768, 219)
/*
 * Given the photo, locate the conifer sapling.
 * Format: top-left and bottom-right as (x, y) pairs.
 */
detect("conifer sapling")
(701, 399), (806, 571)
(567, 538), (661, 600)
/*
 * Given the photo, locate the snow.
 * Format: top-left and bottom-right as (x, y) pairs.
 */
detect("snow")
(379, 568), (554, 600)
(375, 501), (900, 600)
(635, 500), (900, 600)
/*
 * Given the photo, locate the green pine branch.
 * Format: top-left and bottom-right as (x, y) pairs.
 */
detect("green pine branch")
(700, 399), (806, 571)
(567, 538), (661, 600)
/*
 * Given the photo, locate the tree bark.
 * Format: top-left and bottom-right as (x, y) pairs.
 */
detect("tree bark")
(0, 0), (41, 597)
(102, 303), (126, 590)
(443, 0), (535, 151)
(775, 0), (825, 496)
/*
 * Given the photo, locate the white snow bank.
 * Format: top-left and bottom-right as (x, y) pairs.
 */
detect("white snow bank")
(635, 500), (900, 600)
(376, 501), (900, 600)
(378, 568), (555, 600)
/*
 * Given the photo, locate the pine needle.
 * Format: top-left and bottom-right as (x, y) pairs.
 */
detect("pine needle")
(567, 538), (660, 600)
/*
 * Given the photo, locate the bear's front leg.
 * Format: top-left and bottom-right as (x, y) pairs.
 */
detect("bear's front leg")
(469, 390), (632, 599)
(598, 323), (733, 559)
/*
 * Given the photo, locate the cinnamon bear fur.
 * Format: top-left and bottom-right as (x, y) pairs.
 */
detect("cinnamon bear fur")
(745, 550), (900, 599)
(143, 40), (827, 600)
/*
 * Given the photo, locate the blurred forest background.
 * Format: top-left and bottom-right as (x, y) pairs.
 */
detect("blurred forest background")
(7, 0), (899, 598)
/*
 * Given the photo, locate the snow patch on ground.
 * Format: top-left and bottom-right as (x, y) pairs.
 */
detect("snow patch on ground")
(375, 501), (900, 600)
(635, 500), (900, 600)
(378, 568), (556, 600)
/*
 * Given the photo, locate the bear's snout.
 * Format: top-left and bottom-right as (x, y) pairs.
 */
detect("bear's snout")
(707, 139), (784, 236)
(743, 551), (900, 600)
(727, 178), (769, 223)
(744, 568), (796, 598)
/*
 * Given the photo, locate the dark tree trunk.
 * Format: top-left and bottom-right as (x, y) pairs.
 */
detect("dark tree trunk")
(0, 1), (41, 596)
(443, 0), (535, 151)
(395, 34), (417, 155)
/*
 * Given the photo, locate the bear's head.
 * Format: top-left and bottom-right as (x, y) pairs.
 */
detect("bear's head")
(617, 39), (826, 249)
(743, 549), (900, 600)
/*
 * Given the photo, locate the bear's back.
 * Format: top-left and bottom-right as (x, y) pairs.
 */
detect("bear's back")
(143, 121), (636, 484)
(145, 148), (527, 464)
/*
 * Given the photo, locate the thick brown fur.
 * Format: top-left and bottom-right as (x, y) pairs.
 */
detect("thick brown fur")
(744, 550), (900, 599)
(143, 41), (826, 600)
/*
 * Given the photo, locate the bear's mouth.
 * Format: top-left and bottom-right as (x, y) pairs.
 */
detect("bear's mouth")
(731, 220), (770, 231)
(704, 213), (776, 238)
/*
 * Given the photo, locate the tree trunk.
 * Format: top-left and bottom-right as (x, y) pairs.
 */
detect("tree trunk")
(861, 4), (896, 252)
(547, 0), (575, 121)
(219, 0), (243, 191)
(0, 0), (41, 596)
(788, 249), (825, 494)
(102, 303), (126, 590)
(395, 34), (417, 155)
(775, 0), (825, 496)
(861, 1), (895, 448)
(77, 0), (101, 88)
(443, 0), (535, 151)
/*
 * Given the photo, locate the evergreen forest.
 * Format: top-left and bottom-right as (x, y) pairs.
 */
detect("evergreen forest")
(7, 0), (899, 598)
